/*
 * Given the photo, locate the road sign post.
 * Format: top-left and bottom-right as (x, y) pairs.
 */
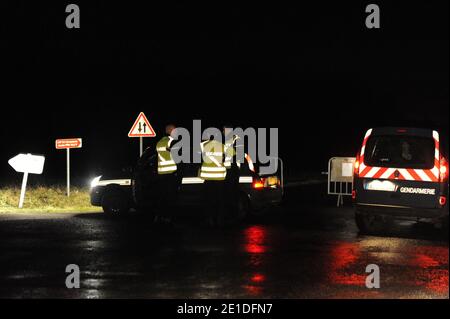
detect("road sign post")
(128, 112), (156, 157)
(56, 138), (82, 197)
(67, 148), (70, 197)
(19, 172), (29, 209)
(8, 153), (46, 208)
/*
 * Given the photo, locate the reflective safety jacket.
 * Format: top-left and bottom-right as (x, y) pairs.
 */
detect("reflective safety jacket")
(200, 140), (226, 181)
(224, 135), (247, 170)
(156, 136), (177, 174)
(224, 135), (237, 169)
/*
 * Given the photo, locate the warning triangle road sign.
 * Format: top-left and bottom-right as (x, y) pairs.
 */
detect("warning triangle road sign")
(128, 112), (156, 137)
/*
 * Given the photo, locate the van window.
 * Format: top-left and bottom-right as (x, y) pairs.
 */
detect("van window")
(364, 135), (435, 169)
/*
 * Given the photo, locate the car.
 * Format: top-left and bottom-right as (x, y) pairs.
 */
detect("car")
(90, 148), (284, 222)
(89, 169), (133, 215)
(352, 127), (449, 234)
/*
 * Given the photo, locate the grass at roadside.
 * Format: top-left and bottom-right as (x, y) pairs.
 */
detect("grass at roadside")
(0, 186), (102, 213)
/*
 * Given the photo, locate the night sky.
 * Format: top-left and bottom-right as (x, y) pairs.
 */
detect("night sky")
(1, 2), (448, 186)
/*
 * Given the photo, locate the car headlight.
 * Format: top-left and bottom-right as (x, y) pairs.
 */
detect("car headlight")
(90, 175), (102, 188)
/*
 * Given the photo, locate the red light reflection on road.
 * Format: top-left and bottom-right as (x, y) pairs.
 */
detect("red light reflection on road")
(327, 241), (448, 295)
(244, 273), (266, 296)
(242, 226), (268, 296)
(329, 242), (365, 286)
(411, 246), (448, 294)
(414, 254), (440, 268)
(242, 285), (263, 295)
(251, 273), (266, 283)
(244, 226), (267, 254)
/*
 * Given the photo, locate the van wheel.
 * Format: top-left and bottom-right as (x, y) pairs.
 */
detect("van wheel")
(439, 216), (449, 236)
(355, 212), (368, 233)
(102, 189), (130, 216)
(355, 211), (390, 234)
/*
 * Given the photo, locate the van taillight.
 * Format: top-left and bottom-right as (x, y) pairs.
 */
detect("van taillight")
(352, 189), (356, 200)
(440, 157), (448, 182)
(354, 153), (360, 177)
(439, 196), (447, 206)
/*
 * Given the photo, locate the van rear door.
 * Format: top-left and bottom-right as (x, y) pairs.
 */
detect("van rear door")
(356, 128), (441, 209)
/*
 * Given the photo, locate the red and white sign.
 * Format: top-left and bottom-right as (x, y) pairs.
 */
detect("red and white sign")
(55, 138), (83, 149)
(128, 112), (156, 137)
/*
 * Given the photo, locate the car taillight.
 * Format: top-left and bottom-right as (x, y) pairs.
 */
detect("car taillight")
(253, 179), (265, 189)
(440, 157), (448, 181)
(352, 189), (356, 200)
(439, 196), (447, 206)
(252, 178), (266, 189)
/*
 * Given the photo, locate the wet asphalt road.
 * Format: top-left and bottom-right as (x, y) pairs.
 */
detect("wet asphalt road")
(0, 183), (448, 299)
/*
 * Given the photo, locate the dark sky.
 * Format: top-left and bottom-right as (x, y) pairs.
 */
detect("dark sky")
(1, 1), (448, 186)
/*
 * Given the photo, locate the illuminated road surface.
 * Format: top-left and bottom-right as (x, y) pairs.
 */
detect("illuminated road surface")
(0, 184), (448, 299)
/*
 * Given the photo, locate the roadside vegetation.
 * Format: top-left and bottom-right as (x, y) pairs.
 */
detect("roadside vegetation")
(0, 186), (102, 213)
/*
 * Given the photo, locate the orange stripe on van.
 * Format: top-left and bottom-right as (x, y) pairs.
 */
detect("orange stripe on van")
(372, 167), (388, 179)
(406, 169), (422, 181)
(424, 169), (439, 182)
(359, 166), (373, 177)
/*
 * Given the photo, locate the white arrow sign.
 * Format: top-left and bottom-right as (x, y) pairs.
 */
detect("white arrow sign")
(9, 153), (45, 174)
(8, 153), (45, 208)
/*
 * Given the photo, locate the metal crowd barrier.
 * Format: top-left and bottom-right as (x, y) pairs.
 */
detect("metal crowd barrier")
(327, 157), (356, 207)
